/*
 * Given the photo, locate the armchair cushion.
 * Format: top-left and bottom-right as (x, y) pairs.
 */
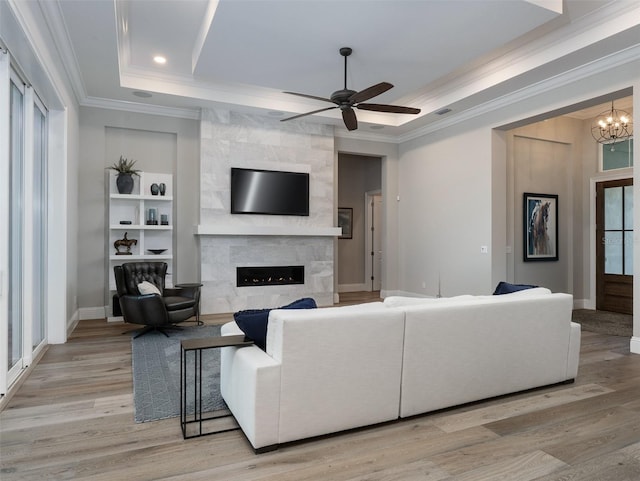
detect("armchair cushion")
(163, 296), (197, 312)
(138, 281), (161, 296)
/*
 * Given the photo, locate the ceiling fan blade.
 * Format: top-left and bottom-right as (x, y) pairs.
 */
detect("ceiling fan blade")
(283, 91), (335, 104)
(281, 106), (337, 122)
(342, 108), (358, 131)
(357, 103), (421, 114)
(349, 82), (393, 104)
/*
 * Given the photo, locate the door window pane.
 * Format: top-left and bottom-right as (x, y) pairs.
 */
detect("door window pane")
(9, 80), (24, 370)
(624, 231), (634, 275)
(32, 103), (47, 348)
(604, 231), (623, 275)
(604, 187), (622, 230)
(624, 185), (633, 230)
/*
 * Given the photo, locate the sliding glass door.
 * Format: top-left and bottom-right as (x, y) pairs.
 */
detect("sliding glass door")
(1, 57), (49, 395)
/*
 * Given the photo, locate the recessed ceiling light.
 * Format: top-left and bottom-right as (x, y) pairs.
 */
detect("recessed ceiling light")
(133, 91), (152, 98)
(153, 56), (167, 65)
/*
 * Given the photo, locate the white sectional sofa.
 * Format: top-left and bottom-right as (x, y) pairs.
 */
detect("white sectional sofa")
(220, 288), (581, 452)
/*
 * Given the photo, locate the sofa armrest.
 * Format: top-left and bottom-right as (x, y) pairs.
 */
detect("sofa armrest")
(220, 335), (281, 450)
(567, 321), (581, 379)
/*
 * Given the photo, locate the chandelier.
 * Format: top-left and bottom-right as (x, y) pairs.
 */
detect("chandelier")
(591, 101), (633, 148)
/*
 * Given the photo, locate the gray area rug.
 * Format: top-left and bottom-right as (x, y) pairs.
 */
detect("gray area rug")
(131, 325), (227, 423)
(572, 309), (633, 337)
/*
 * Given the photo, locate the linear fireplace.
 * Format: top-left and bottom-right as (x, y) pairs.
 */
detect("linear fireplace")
(237, 266), (305, 287)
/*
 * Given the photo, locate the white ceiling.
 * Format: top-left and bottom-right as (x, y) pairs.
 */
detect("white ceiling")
(49, 0), (638, 139)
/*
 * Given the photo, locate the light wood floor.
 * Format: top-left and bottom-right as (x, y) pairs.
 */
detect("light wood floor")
(2, 294), (640, 481)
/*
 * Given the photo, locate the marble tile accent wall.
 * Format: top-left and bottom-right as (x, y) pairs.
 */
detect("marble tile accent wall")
(198, 109), (336, 313)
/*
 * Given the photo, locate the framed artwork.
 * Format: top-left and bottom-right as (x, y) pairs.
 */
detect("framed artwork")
(523, 192), (558, 262)
(338, 207), (353, 239)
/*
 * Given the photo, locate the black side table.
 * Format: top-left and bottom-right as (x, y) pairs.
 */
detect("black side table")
(180, 334), (254, 439)
(175, 282), (203, 325)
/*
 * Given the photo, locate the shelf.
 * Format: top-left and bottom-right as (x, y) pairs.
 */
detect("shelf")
(195, 224), (342, 237)
(109, 254), (173, 261)
(110, 224), (173, 230)
(110, 194), (173, 201)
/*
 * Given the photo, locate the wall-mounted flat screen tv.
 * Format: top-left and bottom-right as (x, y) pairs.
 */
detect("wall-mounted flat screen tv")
(230, 167), (310, 216)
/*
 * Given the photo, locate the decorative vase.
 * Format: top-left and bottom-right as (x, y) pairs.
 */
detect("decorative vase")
(116, 173), (134, 194)
(159, 183), (166, 196)
(150, 183), (159, 195)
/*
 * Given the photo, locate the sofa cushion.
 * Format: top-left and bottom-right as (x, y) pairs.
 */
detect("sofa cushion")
(234, 297), (317, 350)
(493, 281), (537, 295)
(500, 287), (552, 297)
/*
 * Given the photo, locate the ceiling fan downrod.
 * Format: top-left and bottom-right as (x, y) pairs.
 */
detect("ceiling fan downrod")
(340, 47), (352, 90)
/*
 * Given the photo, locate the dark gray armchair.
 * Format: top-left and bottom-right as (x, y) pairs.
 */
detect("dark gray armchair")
(114, 262), (200, 338)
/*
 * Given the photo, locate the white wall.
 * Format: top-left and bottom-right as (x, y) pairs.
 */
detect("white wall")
(390, 58), (639, 305)
(0, 0), (80, 344)
(397, 127), (494, 297)
(506, 115), (595, 301)
(77, 107), (199, 317)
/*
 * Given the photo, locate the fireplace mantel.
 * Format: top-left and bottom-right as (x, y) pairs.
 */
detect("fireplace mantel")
(195, 224), (342, 237)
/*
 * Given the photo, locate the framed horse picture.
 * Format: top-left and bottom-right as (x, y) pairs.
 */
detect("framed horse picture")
(523, 193), (558, 262)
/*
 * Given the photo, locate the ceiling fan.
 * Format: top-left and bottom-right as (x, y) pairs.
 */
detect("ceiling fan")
(281, 47), (421, 131)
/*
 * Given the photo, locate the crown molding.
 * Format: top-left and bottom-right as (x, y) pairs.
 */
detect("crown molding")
(397, 43), (640, 144)
(407, 1), (640, 115)
(37, 0), (87, 104)
(81, 96), (200, 120)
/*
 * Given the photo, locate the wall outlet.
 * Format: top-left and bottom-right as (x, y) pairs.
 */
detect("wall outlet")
(480, 246), (488, 254)
(506, 245), (512, 254)
(422, 281), (426, 289)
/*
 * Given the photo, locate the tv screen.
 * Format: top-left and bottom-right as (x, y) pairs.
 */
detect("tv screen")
(230, 168), (310, 216)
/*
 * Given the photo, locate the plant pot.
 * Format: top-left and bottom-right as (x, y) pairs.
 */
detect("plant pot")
(116, 173), (134, 194)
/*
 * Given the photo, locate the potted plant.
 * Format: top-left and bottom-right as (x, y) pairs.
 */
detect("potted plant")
(108, 156), (141, 194)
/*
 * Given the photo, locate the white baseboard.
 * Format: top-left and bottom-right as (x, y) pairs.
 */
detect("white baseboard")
(67, 310), (79, 339)
(338, 283), (369, 293)
(573, 298), (595, 310)
(383, 290), (430, 298)
(79, 306), (107, 320)
(630, 336), (640, 355)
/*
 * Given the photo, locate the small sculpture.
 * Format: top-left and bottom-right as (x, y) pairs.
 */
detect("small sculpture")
(150, 183), (159, 195)
(114, 232), (138, 255)
(159, 183), (166, 196)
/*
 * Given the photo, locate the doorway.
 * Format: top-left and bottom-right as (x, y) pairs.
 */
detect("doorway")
(596, 178), (633, 314)
(337, 153), (382, 293)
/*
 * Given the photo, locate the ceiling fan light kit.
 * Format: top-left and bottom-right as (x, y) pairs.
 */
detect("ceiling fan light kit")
(281, 47), (421, 131)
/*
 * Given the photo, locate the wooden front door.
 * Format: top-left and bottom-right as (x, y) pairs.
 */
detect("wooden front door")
(596, 178), (633, 314)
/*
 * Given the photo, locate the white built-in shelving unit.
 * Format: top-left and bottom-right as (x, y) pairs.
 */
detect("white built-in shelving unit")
(107, 171), (174, 318)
